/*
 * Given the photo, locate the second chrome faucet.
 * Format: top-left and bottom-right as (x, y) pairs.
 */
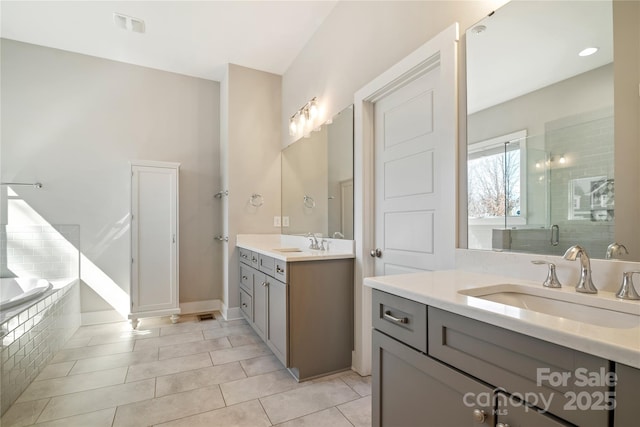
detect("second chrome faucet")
(563, 245), (598, 294)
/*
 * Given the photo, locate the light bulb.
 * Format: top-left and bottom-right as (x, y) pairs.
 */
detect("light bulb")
(289, 117), (297, 136)
(559, 155), (566, 164)
(308, 99), (318, 120)
(298, 110), (306, 128)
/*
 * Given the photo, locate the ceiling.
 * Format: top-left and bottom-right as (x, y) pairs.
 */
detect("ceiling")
(0, 1), (338, 81)
(466, 0), (613, 114)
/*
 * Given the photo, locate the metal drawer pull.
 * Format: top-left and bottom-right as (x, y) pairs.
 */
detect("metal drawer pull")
(242, 303), (247, 308)
(276, 265), (284, 274)
(472, 409), (486, 423)
(242, 275), (248, 280)
(496, 423), (510, 427)
(261, 281), (268, 287)
(383, 310), (408, 324)
(241, 254), (248, 259)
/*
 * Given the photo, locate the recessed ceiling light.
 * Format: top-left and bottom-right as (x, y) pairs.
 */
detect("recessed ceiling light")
(578, 47), (598, 57)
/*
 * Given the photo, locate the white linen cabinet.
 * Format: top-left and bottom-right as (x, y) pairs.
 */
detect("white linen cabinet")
(129, 160), (180, 329)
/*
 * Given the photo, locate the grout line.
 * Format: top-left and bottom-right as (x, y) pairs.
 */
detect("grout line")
(335, 404), (357, 427)
(257, 398), (275, 426)
(32, 397), (52, 425)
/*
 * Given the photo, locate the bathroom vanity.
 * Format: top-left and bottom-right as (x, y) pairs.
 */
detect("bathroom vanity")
(365, 271), (640, 427)
(237, 235), (355, 381)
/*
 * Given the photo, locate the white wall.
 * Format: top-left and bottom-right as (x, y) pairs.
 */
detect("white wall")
(221, 64), (282, 316)
(282, 0), (507, 147)
(1, 39), (221, 316)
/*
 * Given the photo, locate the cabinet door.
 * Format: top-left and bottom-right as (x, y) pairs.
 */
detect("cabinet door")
(252, 271), (267, 338)
(267, 278), (287, 365)
(373, 330), (494, 427)
(131, 163), (178, 315)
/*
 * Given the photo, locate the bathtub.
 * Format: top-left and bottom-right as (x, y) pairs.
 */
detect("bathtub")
(0, 277), (53, 311)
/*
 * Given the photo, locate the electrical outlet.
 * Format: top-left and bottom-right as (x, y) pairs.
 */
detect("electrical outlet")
(273, 216), (281, 227)
(283, 216), (290, 227)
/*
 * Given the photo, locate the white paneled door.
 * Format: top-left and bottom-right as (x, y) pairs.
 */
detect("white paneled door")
(373, 63), (455, 276)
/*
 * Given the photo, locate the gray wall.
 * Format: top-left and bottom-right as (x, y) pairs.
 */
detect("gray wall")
(1, 39), (221, 315)
(221, 64), (282, 314)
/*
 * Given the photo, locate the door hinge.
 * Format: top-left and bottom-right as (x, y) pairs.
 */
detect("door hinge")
(131, 258), (134, 264)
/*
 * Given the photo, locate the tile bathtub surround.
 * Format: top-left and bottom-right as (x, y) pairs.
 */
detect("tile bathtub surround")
(0, 225), (80, 280)
(1, 314), (372, 427)
(0, 280), (81, 416)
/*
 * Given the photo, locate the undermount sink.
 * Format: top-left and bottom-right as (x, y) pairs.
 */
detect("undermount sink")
(273, 247), (304, 253)
(459, 284), (640, 329)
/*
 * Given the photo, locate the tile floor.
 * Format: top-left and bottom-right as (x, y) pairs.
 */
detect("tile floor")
(1, 313), (371, 427)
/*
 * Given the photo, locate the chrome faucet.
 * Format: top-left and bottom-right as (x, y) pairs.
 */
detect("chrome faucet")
(307, 232), (320, 250)
(615, 271), (640, 300)
(605, 242), (629, 260)
(562, 245), (598, 294)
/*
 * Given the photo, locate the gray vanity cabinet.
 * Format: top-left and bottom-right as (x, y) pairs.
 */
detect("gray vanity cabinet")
(614, 363), (640, 426)
(239, 249), (354, 381)
(372, 289), (616, 427)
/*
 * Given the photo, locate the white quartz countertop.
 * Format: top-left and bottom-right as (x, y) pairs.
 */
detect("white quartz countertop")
(236, 234), (355, 262)
(364, 270), (640, 369)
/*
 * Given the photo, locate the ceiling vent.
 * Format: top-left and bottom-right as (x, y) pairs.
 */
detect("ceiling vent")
(113, 12), (145, 34)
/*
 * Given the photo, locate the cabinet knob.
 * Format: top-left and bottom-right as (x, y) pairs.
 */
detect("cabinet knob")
(496, 423), (510, 427)
(472, 409), (486, 423)
(241, 303), (247, 307)
(242, 275), (248, 280)
(370, 248), (382, 258)
(261, 281), (268, 287)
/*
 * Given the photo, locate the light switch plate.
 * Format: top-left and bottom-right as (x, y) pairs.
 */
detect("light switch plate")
(273, 216), (281, 227)
(282, 216), (290, 227)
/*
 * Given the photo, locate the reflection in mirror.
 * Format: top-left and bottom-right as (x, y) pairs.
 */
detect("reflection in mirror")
(465, 0), (628, 260)
(282, 105), (353, 239)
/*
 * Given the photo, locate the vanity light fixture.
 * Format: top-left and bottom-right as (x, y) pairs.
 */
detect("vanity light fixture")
(559, 155), (566, 164)
(578, 47), (598, 57)
(288, 97), (320, 137)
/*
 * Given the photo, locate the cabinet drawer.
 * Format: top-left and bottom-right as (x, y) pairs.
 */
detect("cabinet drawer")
(259, 254), (275, 275)
(239, 265), (253, 295)
(372, 290), (427, 353)
(240, 288), (252, 320)
(428, 307), (609, 427)
(274, 259), (287, 283)
(239, 248), (252, 265)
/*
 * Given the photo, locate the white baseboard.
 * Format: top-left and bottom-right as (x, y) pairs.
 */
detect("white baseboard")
(222, 304), (243, 321)
(81, 309), (126, 325)
(179, 299), (221, 315)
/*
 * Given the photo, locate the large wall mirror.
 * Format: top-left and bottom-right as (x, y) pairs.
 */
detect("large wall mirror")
(465, 0), (637, 260)
(282, 105), (354, 239)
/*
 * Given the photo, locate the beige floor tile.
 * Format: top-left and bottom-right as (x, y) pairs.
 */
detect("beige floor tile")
(17, 367), (127, 402)
(154, 400), (271, 427)
(69, 322), (132, 339)
(159, 320), (221, 336)
(36, 379), (155, 423)
(240, 355), (284, 377)
(228, 333), (262, 347)
(51, 341), (134, 363)
(209, 343), (272, 365)
(218, 318), (249, 328)
(113, 385), (225, 427)
(220, 369), (304, 406)
(0, 398), (48, 427)
(34, 361), (75, 381)
(260, 378), (360, 424)
(86, 327), (160, 346)
(126, 353), (212, 382)
(337, 396), (372, 427)
(132, 331), (204, 351)
(155, 363), (247, 397)
(158, 337), (231, 360)
(30, 408), (116, 427)
(202, 325), (254, 340)
(340, 371), (372, 397)
(62, 337), (91, 349)
(275, 407), (353, 427)
(69, 348), (158, 375)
